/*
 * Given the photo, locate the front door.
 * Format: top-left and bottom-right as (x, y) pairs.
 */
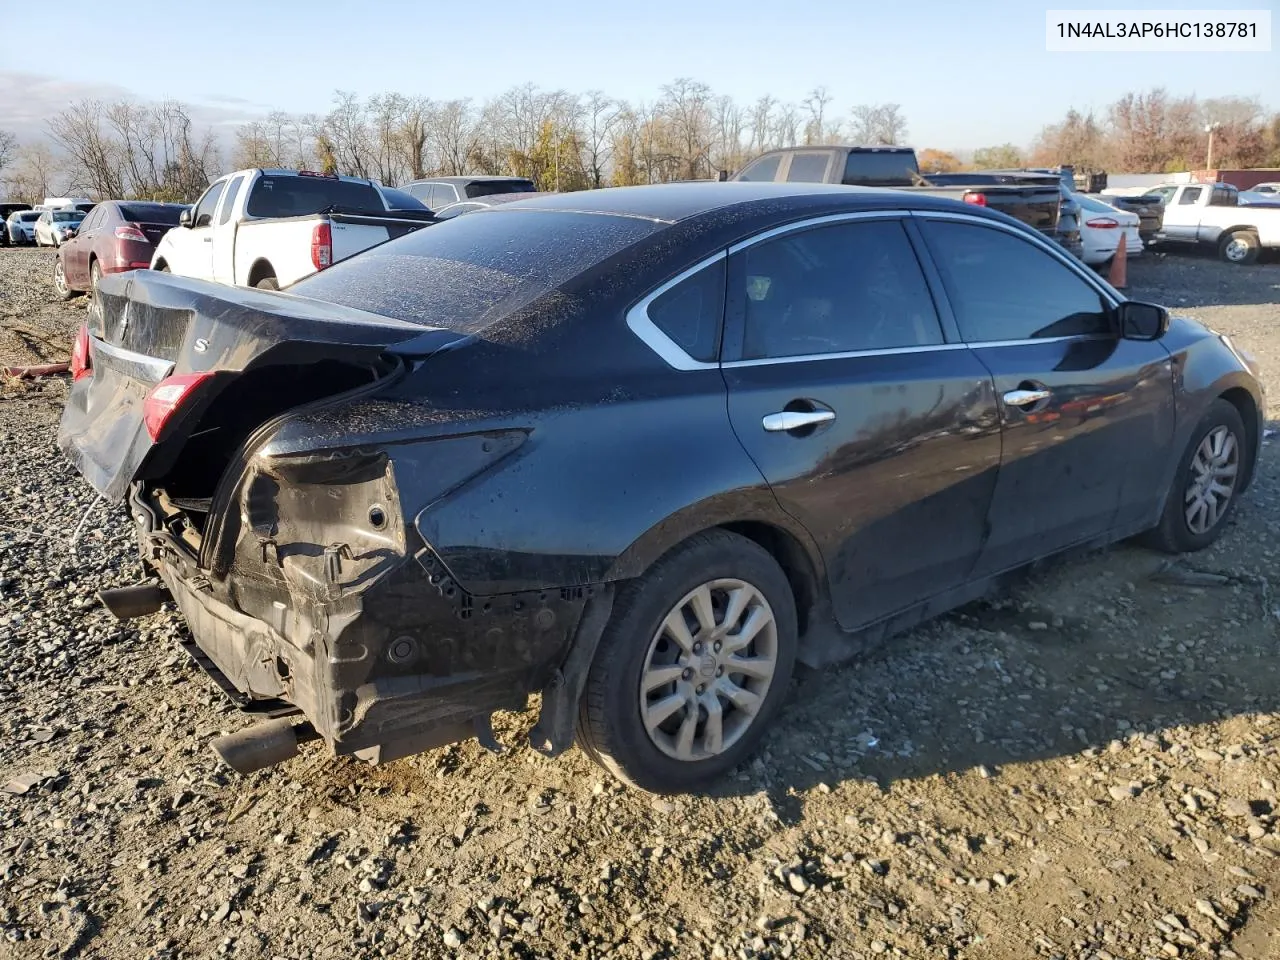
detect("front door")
(211, 174), (246, 285)
(169, 178), (227, 279)
(914, 216), (1176, 577)
(722, 214), (1002, 630)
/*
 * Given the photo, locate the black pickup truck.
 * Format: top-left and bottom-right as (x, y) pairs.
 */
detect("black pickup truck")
(732, 146), (1065, 247)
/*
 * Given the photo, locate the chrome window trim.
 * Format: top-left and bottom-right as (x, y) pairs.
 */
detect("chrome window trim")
(90, 335), (175, 384)
(624, 251), (726, 371)
(909, 209), (1124, 310)
(728, 209), (909, 254)
(626, 208), (1124, 371)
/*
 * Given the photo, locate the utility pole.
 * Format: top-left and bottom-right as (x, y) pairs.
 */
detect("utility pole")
(1204, 122), (1221, 170)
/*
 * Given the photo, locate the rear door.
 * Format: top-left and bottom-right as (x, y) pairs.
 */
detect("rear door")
(721, 213), (1002, 630)
(211, 174), (248, 284)
(913, 215), (1175, 576)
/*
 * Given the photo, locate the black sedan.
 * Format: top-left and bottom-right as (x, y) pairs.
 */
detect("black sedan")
(59, 182), (1264, 793)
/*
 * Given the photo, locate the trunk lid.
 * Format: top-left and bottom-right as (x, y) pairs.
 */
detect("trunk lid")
(58, 269), (459, 503)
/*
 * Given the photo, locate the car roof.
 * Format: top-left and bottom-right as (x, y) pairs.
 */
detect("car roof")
(403, 175), (536, 186)
(477, 181), (993, 225)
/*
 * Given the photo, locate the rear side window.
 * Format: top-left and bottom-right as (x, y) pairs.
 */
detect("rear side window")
(1210, 185), (1236, 206)
(1178, 187), (1203, 204)
(919, 220), (1110, 342)
(245, 176), (383, 218)
(736, 155), (782, 182)
(646, 260), (725, 363)
(430, 184), (459, 208)
(785, 153), (831, 183)
(735, 219), (943, 359)
(218, 175), (246, 225)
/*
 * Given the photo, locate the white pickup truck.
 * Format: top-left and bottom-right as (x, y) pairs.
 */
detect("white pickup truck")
(1151, 181), (1280, 264)
(151, 169), (436, 289)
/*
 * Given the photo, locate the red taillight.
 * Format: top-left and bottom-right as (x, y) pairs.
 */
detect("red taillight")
(963, 192), (988, 206)
(311, 221), (332, 270)
(71, 325), (91, 381)
(1085, 217), (1119, 229)
(143, 372), (212, 441)
(115, 223), (148, 242)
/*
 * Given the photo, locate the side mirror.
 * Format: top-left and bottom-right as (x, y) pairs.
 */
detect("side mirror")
(1116, 300), (1169, 341)
(178, 208), (193, 228)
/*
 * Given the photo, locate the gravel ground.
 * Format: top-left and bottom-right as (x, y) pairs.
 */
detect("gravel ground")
(2, 245), (1280, 960)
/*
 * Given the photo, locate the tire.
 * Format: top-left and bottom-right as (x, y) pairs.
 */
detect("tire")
(87, 261), (103, 319)
(255, 275), (279, 290)
(1141, 398), (1247, 553)
(1219, 229), (1260, 265)
(154, 262), (170, 273)
(577, 530), (797, 793)
(53, 257), (76, 301)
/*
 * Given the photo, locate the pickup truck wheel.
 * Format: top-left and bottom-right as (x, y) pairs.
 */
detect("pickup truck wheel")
(154, 262), (169, 273)
(255, 276), (279, 291)
(1141, 398), (1245, 554)
(1219, 230), (1259, 265)
(577, 530), (797, 793)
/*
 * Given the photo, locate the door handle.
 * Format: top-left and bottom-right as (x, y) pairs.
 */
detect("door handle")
(1002, 388), (1051, 407)
(202, 237), (213, 243)
(762, 410), (835, 432)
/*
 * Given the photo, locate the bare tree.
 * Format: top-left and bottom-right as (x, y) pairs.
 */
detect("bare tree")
(2, 143), (60, 201)
(802, 87), (836, 144)
(582, 91), (619, 188)
(849, 103), (907, 145)
(48, 100), (124, 198)
(748, 95), (777, 154)
(0, 130), (16, 175)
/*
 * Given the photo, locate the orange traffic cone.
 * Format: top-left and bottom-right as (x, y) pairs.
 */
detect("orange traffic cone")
(1108, 232), (1128, 289)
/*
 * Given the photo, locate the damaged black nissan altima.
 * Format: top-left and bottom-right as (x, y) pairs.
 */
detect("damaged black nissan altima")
(59, 182), (1264, 793)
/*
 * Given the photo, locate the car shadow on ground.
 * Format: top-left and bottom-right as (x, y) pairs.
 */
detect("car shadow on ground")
(702, 421), (1279, 822)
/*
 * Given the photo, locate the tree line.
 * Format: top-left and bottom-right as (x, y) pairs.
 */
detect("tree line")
(1, 82), (1277, 204)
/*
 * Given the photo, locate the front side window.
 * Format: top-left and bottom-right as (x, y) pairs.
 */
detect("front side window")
(919, 220), (1111, 342)
(736, 155), (782, 182)
(735, 219), (944, 360)
(646, 259), (725, 363)
(193, 181), (227, 227)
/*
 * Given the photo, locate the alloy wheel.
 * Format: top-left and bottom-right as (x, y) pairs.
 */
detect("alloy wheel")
(1184, 425), (1238, 535)
(1224, 238), (1250, 262)
(638, 578), (779, 762)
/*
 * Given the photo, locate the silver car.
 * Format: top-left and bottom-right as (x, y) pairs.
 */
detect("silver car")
(6, 210), (40, 245)
(35, 209), (84, 247)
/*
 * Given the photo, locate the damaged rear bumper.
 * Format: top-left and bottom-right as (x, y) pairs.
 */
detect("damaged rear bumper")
(127, 482), (599, 768)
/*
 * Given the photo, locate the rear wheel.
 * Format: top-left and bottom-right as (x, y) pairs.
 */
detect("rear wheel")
(1219, 230), (1259, 265)
(577, 530), (797, 793)
(53, 257), (76, 301)
(154, 261), (170, 273)
(1142, 399), (1246, 553)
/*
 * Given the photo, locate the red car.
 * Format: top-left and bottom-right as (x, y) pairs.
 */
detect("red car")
(54, 201), (188, 306)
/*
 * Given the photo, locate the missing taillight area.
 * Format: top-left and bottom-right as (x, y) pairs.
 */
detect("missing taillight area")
(71, 325), (92, 380)
(143, 372), (214, 441)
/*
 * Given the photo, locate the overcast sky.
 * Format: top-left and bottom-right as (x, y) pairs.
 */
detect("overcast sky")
(1, 0), (1276, 151)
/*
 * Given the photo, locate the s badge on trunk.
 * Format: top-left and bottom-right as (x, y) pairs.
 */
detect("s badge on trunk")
(194, 338), (209, 353)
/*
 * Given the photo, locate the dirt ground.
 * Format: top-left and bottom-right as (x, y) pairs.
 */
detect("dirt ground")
(2, 245), (1280, 960)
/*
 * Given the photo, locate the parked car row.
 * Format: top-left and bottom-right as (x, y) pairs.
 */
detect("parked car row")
(57, 177), (1264, 792)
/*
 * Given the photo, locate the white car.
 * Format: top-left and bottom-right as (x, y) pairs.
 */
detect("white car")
(7, 210), (41, 244)
(34, 209), (85, 247)
(1073, 193), (1143, 266)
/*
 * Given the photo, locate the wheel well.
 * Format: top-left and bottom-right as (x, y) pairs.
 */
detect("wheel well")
(1220, 226), (1259, 240)
(248, 260), (276, 286)
(719, 521), (821, 635)
(152, 258), (167, 271)
(1219, 387), (1260, 490)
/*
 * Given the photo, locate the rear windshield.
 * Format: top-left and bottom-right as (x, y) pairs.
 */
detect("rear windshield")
(245, 176), (384, 218)
(289, 210), (660, 334)
(119, 203), (185, 225)
(18, 212), (40, 222)
(842, 151), (919, 187)
(465, 179), (537, 198)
